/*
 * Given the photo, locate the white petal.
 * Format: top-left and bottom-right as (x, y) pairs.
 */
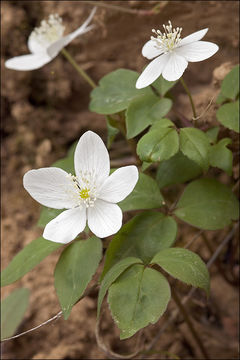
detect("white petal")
(179, 28), (208, 47)
(87, 200), (122, 238)
(98, 166), (139, 203)
(5, 53), (51, 71)
(142, 40), (163, 60)
(162, 52), (188, 81)
(175, 41), (219, 62)
(47, 7), (96, 58)
(136, 54), (170, 89)
(74, 131), (110, 185)
(28, 34), (46, 53)
(23, 167), (78, 209)
(43, 207), (86, 243)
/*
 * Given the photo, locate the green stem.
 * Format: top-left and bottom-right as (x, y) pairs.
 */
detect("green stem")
(61, 48), (96, 89)
(180, 77), (197, 121)
(171, 288), (210, 359)
(110, 114), (141, 166)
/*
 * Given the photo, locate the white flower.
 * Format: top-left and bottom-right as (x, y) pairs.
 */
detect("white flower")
(5, 8), (96, 71)
(23, 131), (139, 243)
(136, 21), (219, 89)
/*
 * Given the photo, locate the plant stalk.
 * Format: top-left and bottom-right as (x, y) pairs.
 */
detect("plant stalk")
(180, 77), (197, 122)
(61, 48), (96, 89)
(171, 288), (210, 359)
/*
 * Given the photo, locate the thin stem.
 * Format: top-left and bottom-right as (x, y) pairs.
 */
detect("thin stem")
(1, 283), (98, 343)
(83, 0), (158, 15)
(142, 224), (238, 358)
(171, 288), (210, 360)
(180, 77), (197, 121)
(96, 309), (144, 359)
(202, 232), (237, 285)
(61, 48), (96, 89)
(83, 0), (139, 14)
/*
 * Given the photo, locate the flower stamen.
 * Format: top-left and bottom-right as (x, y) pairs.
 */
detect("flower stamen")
(151, 20), (182, 53)
(30, 14), (65, 48)
(66, 173), (97, 208)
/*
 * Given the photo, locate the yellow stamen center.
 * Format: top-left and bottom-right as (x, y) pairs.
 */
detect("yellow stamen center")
(80, 188), (90, 199)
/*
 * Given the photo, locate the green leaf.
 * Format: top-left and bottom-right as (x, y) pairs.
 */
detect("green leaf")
(150, 118), (175, 130)
(38, 207), (63, 228)
(156, 151), (202, 189)
(151, 248), (210, 294)
(221, 65), (239, 100)
(1, 237), (62, 287)
(98, 257), (142, 318)
(209, 138), (233, 176)
(137, 127), (179, 162)
(54, 237), (102, 319)
(153, 75), (178, 96)
(102, 211), (177, 278)
(119, 173), (164, 211)
(174, 178), (239, 230)
(216, 92), (228, 105)
(179, 128), (210, 172)
(126, 93), (158, 139)
(216, 101), (239, 133)
(52, 155), (74, 174)
(126, 94), (172, 139)
(89, 69), (151, 115)
(1, 288), (30, 340)
(67, 141), (78, 158)
(108, 264), (171, 339)
(106, 116), (119, 148)
(205, 126), (220, 144)
(141, 161), (151, 172)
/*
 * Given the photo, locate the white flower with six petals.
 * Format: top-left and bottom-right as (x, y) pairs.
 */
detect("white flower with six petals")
(136, 21), (219, 89)
(23, 131), (139, 243)
(5, 8), (96, 71)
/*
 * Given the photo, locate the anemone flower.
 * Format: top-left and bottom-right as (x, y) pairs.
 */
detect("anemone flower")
(5, 8), (96, 71)
(136, 21), (219, 89)
(23, 131), (139, 243)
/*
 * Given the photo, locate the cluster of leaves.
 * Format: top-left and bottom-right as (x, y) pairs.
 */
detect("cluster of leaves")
(1, 66), (239, 340)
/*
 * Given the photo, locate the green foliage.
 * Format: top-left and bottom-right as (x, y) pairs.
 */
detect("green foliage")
(52, 156), (74, 174)
(54, 237), (102, 319)
(174, 178), (239, 230)
(151, 248), (210, 294)
(108, 264), (171, 339)
(119, 172), (164, 211)
(106, 116), (119, 148)
(102, 211), (177, 278)
(216, 92), (228, 105)
(216, 101), (239, 133)
(137, 127), (179, 162)
(156, 151), (202, 189)
(150, 118), (175, 130)
(1, 288), (30, 340)
(126, 94), (172, 139)
(209, 138), (233, 176)
(153, 75), (178, 96)
(38, 208), (63, 228)
(97, 257), (142, 318)
(221, 65), (239, 101)
(89, 69), (151, 114)
(205, 126), (220, 144)
(179, 128), (210, 172)
(1, 237), (62, 287)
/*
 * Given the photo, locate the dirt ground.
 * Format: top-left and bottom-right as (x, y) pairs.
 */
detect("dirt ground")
(1, 1), (239, 359)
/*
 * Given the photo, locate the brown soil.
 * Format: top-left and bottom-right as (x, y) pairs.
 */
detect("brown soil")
(1, 1), (239, 359)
